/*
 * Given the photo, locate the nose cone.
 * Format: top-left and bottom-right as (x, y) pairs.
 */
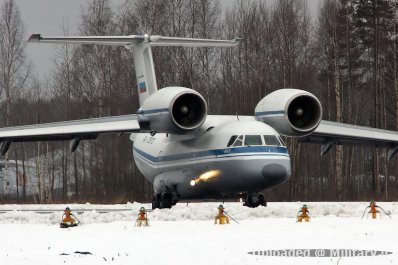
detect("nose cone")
(262, 163), (289, 185)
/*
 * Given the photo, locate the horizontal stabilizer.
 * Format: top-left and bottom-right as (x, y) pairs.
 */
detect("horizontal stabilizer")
(148, 35), (241, 47)
(28, 34), (145, 46)
(28, 33), (241, 106)
(28, 34), (241, 48)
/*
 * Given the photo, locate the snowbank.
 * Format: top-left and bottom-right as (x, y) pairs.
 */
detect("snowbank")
(0, 202), (396, 265)
(0, 201), (396, 224)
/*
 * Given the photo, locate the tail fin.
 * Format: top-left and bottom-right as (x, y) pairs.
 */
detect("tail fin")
(29, 34), (241, 106)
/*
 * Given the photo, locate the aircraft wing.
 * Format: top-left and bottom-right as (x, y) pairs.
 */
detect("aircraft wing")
(299, 120), (398, 159)
(0, 114), (140, 154)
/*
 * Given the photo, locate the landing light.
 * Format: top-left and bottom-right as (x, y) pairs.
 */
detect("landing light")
(191, 170), (221, 187)
(199, 170), (221, 181)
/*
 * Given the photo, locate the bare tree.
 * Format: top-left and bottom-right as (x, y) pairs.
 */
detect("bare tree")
(0, 0), (30, 200)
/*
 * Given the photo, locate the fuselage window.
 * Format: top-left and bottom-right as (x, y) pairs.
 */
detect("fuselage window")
(263, 135), (280, 146)
(227, 135), (238, 147)
(233, 135), (244, 147)
(244, 135), (263, 146)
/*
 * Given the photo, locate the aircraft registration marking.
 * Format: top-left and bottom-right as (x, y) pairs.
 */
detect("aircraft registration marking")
(143, 136), (156, 144)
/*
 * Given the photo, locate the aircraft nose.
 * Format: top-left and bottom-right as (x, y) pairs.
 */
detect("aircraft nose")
(262, 163), (289, 183)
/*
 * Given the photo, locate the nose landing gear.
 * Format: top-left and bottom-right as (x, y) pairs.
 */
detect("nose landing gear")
(152, 193), (178, 209)
(243, 193), (267, 208)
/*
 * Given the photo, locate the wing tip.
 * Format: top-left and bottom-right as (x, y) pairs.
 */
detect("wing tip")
(28, 33), (41, 42)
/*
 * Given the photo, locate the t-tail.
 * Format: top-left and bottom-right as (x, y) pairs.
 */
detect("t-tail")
(28, 34), (241, 106)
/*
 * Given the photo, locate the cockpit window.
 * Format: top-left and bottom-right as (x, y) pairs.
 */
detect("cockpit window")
(278, 136), (286, 146)
(227, 135), (238, 147)
(233, 135), (244, 147)
(244, 135), (263, 146)
(263, 135), (280, 146)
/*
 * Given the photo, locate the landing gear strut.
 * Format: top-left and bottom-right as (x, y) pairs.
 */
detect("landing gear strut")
(152, 193), (178, 209)
(243, 193), (267, 208)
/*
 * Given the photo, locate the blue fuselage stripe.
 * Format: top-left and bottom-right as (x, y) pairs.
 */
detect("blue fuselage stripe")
(137, 108), (169, 115)
(255, 110), (284, 117)
(133, 146), (289, 164)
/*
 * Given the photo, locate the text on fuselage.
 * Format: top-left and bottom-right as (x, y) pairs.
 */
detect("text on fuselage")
(143, 136), (156, 144)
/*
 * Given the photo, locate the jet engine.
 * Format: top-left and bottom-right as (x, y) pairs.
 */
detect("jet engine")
(255, 89), (322, 136)
(137, 87), (207, 134)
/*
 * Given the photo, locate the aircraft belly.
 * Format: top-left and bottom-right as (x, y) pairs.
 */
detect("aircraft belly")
(155, 154), (291, 199)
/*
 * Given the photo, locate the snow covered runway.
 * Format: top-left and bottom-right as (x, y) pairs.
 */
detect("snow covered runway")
(0, 202), (396, 265)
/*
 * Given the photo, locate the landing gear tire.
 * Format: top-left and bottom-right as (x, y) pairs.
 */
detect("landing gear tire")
(152, 195), (159, 209)
(243, 193), (267, 208)
(159, 193), (172, 209)
(152, 193), (176, 209)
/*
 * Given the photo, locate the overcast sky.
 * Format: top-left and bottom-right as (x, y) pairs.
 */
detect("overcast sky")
(14, 0), (322, 79)
(16, 0), (125, 78)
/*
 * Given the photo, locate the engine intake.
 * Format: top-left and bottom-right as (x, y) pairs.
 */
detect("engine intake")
(138, 87), (207, 134)
(171, 92), (207, 130)
(255, 89), (322, 136)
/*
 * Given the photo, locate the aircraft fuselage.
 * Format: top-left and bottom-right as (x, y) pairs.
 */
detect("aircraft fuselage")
(132, 115), (291, 201)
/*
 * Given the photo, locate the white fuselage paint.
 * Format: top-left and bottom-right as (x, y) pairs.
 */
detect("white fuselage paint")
(130, 115), (291, 198)
(131, 115), (292, 199)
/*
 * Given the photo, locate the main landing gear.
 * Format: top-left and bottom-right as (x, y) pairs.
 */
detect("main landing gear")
(152, 193), (178, 209)
(243, 193), (267, 208)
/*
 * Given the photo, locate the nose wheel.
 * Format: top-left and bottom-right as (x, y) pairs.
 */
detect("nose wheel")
(243, 193), (267, 208)
(152, 193), (178, 209)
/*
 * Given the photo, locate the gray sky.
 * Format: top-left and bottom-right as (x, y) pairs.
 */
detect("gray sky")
(16, 0), (125, 78)
(17, 0), (82, 78)
(15, 0), (322, 79)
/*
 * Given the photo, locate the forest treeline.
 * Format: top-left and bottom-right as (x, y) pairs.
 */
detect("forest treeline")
(0, 0), (397, 203)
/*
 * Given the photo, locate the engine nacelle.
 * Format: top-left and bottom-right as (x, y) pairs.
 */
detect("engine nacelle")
(137, 87), (207, 134)
(255, 89), (322, 136)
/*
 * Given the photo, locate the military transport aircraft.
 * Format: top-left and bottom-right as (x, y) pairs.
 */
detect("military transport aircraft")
(0, 34), (397, 209)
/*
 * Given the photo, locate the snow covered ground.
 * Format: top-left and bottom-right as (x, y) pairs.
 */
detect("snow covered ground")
(0, 202), (397, 264)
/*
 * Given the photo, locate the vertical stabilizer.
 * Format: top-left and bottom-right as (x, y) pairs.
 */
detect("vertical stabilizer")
(133, 42), (158, 106)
